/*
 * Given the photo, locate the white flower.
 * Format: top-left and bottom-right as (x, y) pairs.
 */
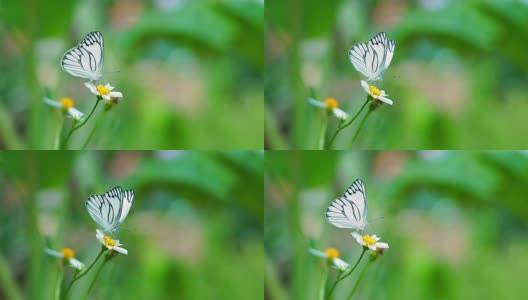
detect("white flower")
(360, 80), (393, 105)
(96, 229), (128, 255)
(308, 97), (349, 121)
(351, 232), (389, 251)
(84, 82), (123, 102)
(44, 97), (84, 121)
(44, 247), (85, 270)
(309, 247), (349, 272)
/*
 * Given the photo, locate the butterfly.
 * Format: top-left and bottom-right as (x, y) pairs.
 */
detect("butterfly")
(61, 31), (104, 81)
(348, 32), (395, 81)
(325, 179), (368, 232)
(85, 186), (134, 234)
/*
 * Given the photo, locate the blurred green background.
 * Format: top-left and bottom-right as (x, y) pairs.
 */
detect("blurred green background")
(0, 0), (263, 149)
(265, 0), (528, 149)
(0, 150), (263, 299)
(265, 150), (528, 299)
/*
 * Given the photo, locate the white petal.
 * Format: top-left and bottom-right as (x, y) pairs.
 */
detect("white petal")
(105, 84), (114, 90)
(68, 258), (85, 270)
(332, 108), (349, 121)
(308, 98), (327, 109)
(84, 82), (97, 94)
(102, 94), (111, 101)
(96, 229), (105, 244)
(360, 80), (370, 94)
(333, 258), (350, 271)
(351, 232), (362, 240)
(378, 95), (393, 105)
(112, 246), (128, 255)
(108, 91), (123, 98)
(371, 235), (380, 241)
(375, 242), (389, 249)
(44, 248), (63, 258)
(67, 107), (84, 121)
(368, 244), (376, 250)
(43, 98), (62, 108)
(308, 248), (327, 258)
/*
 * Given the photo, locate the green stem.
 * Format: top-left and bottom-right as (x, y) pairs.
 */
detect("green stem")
(61, 97), (101, 149)
(0, 101), (24, 149)
(347, 106), (373, 149)
(265, 107), (289, 149)
(264, 256), (288, 300)
(64, 248), (105, 297)
(81, 106), (108, 150)
(318, 112), (329, 150)
(82, 255), (110, 300)
(319, 265), (329, 300)
(326, 248), (367, 299)
(325, 97), (370, 149)
(346, 259), (372, 300)
(0, 253), (23, 300)
(54, 264), (64, 300)
(289, 0), (304, 149)
(53, 116), (64, 150)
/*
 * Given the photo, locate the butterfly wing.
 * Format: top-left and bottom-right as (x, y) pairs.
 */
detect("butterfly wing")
(118, 188), (134, 224)
(86, 186), (125, 232)
(326, 179), (368, 230)
(348, 32), (394, 81)
(382, 38), (395, 72)
(348, 41), (375, 79)
(61, 31), (104, 81)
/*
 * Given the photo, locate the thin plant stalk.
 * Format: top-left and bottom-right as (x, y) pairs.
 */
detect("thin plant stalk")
(264, 257), (288, 300)
(81, 106), (108, 150)
(82, 255), (110, 300)
(0, 102), (24, 149)
(318, 265), (329, 300)
(346, 259), (373, 300)
(318, 112), (329, 150)
(325, 97), (370, 149)
(64, 248), (105, 297)
(53, 116), (64, 150)
(347, 105), (374, 149)
(326, 248), (367, 299)
(54, 264), (64, 300)
(265, 107), (288, 149)
(61, 97), (102, 149)
(0, 253), (23, 300)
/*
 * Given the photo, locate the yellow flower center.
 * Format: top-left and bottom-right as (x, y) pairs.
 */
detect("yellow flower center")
(324, 247), (340, 259)
(324, 97), (339, 109)
(103, 235), (116, 247)
(60, 97), (74, 108)
(368, 85), (381, 96)
(362, 235), (376, 245)
(61, 247), (75, 258)
(96, 84), (110, 95)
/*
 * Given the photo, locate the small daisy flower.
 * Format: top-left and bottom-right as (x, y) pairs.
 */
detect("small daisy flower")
(44, 97), (84, 121)
(351, 232), (389, 251)
(360, 80), (393, 105)
(309, 247), (350, 272)
(84, 82), (123, 102)
(96, 229), (128, 255)
(308, 97), (349, 121)
(44, 247), (85, 270)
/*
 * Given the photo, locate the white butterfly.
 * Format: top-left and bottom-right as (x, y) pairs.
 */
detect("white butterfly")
(348, 32), (395, 81)
(61, 31), (104, 81)
(325, 179), (368, 232)
(86, 186), (134, 234)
